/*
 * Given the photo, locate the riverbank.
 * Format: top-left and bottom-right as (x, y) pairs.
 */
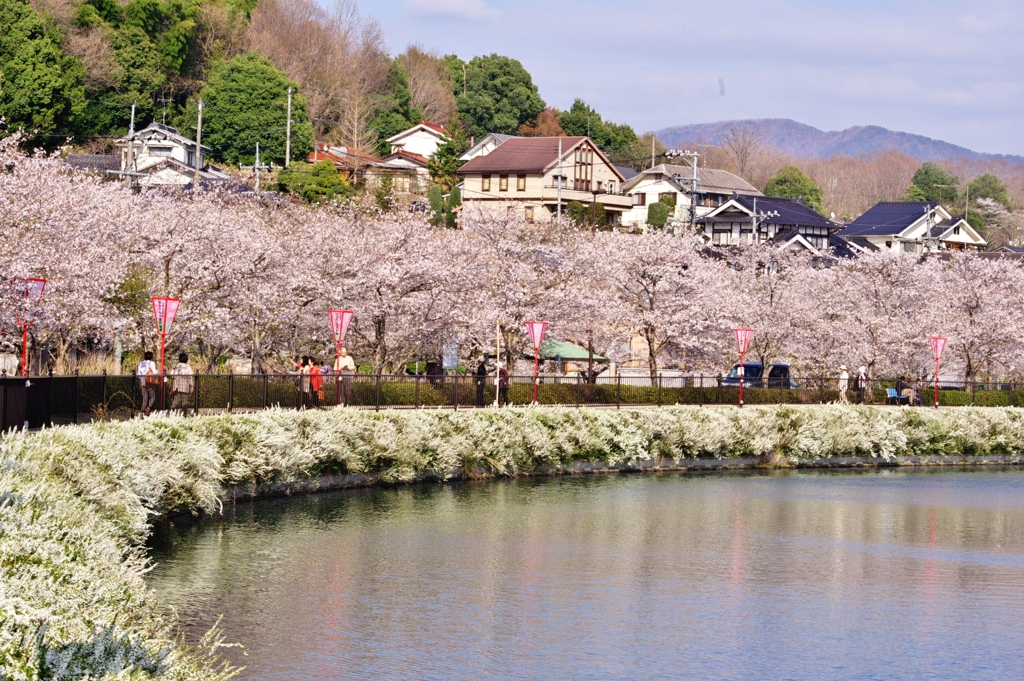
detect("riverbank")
(6, 405), (1024, 679)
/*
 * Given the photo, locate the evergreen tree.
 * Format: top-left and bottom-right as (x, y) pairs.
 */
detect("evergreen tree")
(558, 99), (637, 155)
(565, 201), (587, 226)
(426, 127), (469, 191)
(455, 54), (544, 138)
(909, 162), (959, 204)
(278, 160), (354, 203)
(186, 52), (313, 165)
(445, 185), (460, 228)
(968, 173), (1010, 209)
(369, 61), (421, 156)
(427, 184), (444, 226)
(647, 201), (669, 229)
(0, 0), (86, 146)
(375, 173), (396, 212)
(764, 166), (825, 213)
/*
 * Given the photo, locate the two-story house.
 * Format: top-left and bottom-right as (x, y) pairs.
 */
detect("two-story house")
(838, 201), (986, 252)
(113, 121), (228, 186)
(386, 122), (448, 158)
(697, 195), (846, 251)
(457, 136), (631, 224)
(619, 165), (761, 230)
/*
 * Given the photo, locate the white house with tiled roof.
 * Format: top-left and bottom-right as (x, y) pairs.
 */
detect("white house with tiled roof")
(386, 122), (448, 159)
(113, 121), (229, 186)
(838, 202), (986, 253)
(619, 165), (761, 230)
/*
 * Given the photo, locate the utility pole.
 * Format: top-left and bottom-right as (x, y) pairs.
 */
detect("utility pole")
(125, 103), (136, 189)
(240, 141), (273, 197)
(557, 137), (563, 218)
(651, 135), (655, 169)
(285, 87), (292, 168)
(193, 99), (204, 186)
(667, 148), (700, 232)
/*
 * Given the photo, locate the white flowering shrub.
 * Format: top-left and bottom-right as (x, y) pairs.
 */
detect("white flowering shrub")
(4, 404), (1024, 679)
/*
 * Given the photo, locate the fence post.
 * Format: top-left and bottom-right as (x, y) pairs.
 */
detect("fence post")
(102, 369), (108, 408)
(414, 375), (420, 409)
(262, 374), (268, 410)
(575, 375), (581, 408)
(374, 373), (381, 412)
(227, 373), (234, 413)
(46, 369), (54, 428)
(657, 374), (662, 407)
(699, 375), (705, 406)
(454, 374), (459, 412)
(73, 370), (79, 425)
(194, 374), (201, 416)
(616, 375), (621, 410)
(2, 377), (7, 432)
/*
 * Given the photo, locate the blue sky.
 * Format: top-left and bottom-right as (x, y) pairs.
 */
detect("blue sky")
(365, 0), (1024, 155)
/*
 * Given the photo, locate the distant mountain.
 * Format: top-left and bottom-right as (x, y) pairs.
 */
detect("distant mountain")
(654, 119), (1024, 165)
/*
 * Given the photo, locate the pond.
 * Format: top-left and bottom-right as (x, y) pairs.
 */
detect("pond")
(147, 468), (1024, 680)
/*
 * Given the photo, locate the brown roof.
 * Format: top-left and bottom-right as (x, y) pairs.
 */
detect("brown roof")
(457, 136), (589, 174)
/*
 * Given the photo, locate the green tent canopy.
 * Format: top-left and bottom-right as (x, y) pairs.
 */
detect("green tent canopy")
(524, 338), (608, 362)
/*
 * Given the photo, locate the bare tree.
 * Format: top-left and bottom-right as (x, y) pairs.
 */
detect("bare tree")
(248, 0), (389, 142)
(397, 46), (457, 125)
(720, 122), (765, 180)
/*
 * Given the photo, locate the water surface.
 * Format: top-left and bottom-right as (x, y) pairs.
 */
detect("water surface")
(148, 468), (1024, 680)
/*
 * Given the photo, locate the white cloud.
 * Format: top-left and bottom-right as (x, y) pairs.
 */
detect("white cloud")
(403, 0), (493, 20)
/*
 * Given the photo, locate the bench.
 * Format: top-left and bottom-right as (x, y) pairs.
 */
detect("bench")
(886, 388), (909, 405)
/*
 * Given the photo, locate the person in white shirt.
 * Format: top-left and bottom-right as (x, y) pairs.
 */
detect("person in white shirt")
(170, 353), (195, 416)
(838, 364), (850, 404)
(137, 351), (159, 415)
(333, 347), (356, 406)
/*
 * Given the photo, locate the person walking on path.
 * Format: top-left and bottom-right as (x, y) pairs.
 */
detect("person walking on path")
(137, 351), (159, 416)
(170, 353), (195, 416)
(857, 366), (868, 403)
(497, 361), (510, 406)
(334, 347), (356, 406)
(475, 357), (488, 407)
(838, 364), (850, 404)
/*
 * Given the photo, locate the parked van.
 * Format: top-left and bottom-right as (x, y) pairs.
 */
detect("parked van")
(722, 363), (800, 389)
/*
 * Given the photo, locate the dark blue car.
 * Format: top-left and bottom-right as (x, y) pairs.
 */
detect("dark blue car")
(722, 363), (800, 389)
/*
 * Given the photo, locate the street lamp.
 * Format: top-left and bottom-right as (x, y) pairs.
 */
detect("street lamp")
(525, 320), (548, 404)
(929, 336), (947, 409)
(151, 297), (181, 377)
(12, 278), (46, 377)
(733, 327), (754, 407)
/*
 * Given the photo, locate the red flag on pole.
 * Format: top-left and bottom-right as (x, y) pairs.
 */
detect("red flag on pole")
(152, 297), (181, 335)
(329, 309), (354, 344)
(525, 320), (548, 351)
(734, 328), (754, 354)
(929, 336), (947, 361)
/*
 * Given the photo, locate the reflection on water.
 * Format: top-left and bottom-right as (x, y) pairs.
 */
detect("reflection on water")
(148, 468), (1024, 680)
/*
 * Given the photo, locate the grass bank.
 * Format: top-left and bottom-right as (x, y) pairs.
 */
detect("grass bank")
(5, 405), (1024, 679)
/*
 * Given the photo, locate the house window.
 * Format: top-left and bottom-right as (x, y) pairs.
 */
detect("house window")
(954, 226), (960, 235)
(553, 175), (566, 188)
(632, 193), (646, 206)
(517, 174), (526, 191)
(885, 241), (892, 249)
(713, 229), (732, 245)
(499, 175), (508, 191)
(482, 175), (491, 192)
(187, 151), (196, 167)
(525, 206), (535, 222)
(608, 181), (615, 194)
(150, 147), (172, 157)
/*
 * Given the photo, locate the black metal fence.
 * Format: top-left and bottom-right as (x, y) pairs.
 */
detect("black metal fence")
(2, 372), (1023, 431)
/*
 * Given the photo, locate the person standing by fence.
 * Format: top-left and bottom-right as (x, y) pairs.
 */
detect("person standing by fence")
(309, 358), (323, 408)
(857, 366), (868, 403)
(475, 357), (488, 407)
(170, 353), (195, 416)
(838, 365), (850, 404)
(295, 356), (312, 409)
(498, 361), (509, 406)
(334, 347), (355, 406)
(137, 351), (159, 416)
